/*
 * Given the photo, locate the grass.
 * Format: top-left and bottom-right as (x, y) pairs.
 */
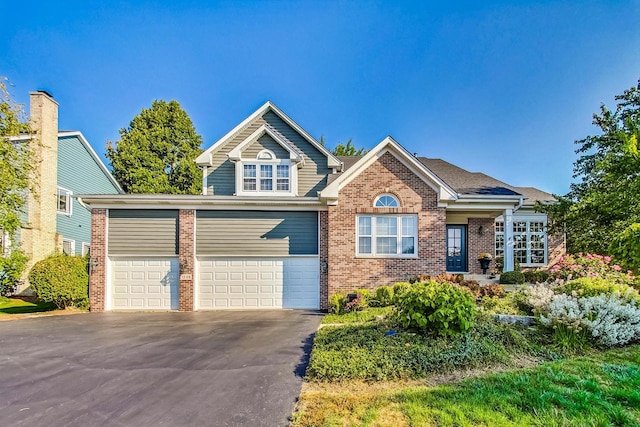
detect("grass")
(0, 296), (56, 315)
(321, 306), (394, 324)
(293, 345), (640, 426)
(307, 315), (555, 381)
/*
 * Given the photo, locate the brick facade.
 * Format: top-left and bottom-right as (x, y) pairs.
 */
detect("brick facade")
(327, 152), (446, 297)
(547, 231), (566, 267)
(178, 209), (196, 311)
(89, 208), (107, 312)
(319, 210), (329, 310)
(467, 217), (496, 274)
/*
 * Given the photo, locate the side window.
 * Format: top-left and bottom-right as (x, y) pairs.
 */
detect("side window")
(57, 187), (72, 215)
(62, 239), (75, 256)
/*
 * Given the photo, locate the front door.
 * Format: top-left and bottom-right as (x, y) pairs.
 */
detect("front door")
(446, 225), (467, 272)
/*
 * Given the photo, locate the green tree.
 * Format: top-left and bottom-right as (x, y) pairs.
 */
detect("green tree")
(107, 100), (203, 194)
(332, 139), (368, 156)
(541, 82), (640, 254)
(0, 78), (34, 239)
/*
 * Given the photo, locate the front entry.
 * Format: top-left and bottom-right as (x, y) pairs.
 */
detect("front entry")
(446, 225), (467, 272)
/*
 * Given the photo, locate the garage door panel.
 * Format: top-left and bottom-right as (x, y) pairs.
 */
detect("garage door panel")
(198, 257), (319, 310)
(111, 258), (178, 310)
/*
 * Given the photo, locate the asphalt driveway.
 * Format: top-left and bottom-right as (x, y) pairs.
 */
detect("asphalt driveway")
(0, 310), (323, 426)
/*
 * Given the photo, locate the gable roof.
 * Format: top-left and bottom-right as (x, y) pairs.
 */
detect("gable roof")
(320, 137), (458, 203)
(227, 123), (304, 164)
(58, 131), (124, 193)
(196, 101), (341, 168)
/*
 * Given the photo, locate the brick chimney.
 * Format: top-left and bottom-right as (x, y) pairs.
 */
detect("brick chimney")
(19, 91), (61, 292)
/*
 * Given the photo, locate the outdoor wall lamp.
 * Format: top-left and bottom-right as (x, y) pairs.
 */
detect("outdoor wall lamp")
(478, 225), (485, 236)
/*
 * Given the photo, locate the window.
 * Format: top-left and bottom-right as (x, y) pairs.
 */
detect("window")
(57, 187), (72, 215)
(82, 242), (91, 257)
(357, 215), (417, 257)
(374, 194), (399, 207)
(239, 150), (292, 195)
(495, 218), (546, 265)
(62, 239), (75, 256)
(0, 229), (9, 257)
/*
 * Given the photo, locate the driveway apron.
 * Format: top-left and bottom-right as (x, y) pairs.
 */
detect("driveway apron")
(0, 310), (322, 426)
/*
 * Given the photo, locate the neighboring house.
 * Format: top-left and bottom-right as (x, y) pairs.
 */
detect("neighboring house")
(81, 101), (564, 312)
(7, 92), (123, 293)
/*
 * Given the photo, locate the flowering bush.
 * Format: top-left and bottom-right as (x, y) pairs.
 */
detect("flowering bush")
(555, 277), (640, 305)
(522, 283), (556, 314)
(548, 253), (637, 288)
(539, 293), (640, 347)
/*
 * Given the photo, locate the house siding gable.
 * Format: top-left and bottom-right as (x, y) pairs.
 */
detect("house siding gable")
(56, 135), (121, 254)
(205, 110), (332, 196)
(327, 151), (446, 300)
(241, 134), (290, 159)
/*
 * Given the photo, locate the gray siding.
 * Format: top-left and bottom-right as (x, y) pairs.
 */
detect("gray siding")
(108, 210), (178, 255)
(57, 135), (121, 254)
(196, 211), (318, 255)
(205, 111), (331, 196)
(242, 135), (290, 159)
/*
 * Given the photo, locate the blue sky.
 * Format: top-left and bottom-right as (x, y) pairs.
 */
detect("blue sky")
(2, 1), (638, 195)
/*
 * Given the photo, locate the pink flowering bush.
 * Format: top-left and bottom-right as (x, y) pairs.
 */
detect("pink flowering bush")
(548, 253), (638, 288)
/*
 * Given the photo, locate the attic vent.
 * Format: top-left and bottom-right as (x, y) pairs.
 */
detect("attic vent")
(257, 149), (275, 160)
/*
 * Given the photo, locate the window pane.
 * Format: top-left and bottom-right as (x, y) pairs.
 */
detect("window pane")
(359, 237), (371, 254)
(530, 221), (545, 233)
(243, 164), (256, 178)
(513, 221), (527, 233)
(276, 165), (289, 191)
(260, 179), (272, 191)
(495, 221), (504, 233)
(276, 179), (289, 191)
(515, 250), (527, 263)
(376, 237), (397, 254)
(375, 195), (399, 207)
(244, 179), (256, 191)
(58, 194), (67, 212)
(401, 237), (414, 254)
(276, 165), (289, 178)
(376, 217), (396, 235)
(401, 216), (414, 235)
(358, 217), (371, 235)
(260, 164), (272, 177)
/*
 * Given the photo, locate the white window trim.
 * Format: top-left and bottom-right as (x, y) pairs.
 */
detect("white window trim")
(0, 229), (10, 257)
(356, 214), (418, 258)
(62, 238), (75, 256)
(235, 158), (298, 196)
(57, 186), (73, 216)
(495, 215), (548, 266)
(81, 242), (91, 257)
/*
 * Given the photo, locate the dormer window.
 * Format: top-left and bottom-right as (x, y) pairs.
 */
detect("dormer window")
(374, 194), (399, 207)
(236, 149), (296, 196)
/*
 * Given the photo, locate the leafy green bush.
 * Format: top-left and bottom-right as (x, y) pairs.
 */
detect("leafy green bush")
(328, 293), (347, 314)
(500, 271), (526, 284)
(373, 286), (394, 307)
(609, 223), (640, 275)
(523, 269), (550, 284)
(555, 277), (640, 305)
(353, 288), (371, 305)
(0, 250), (28, 296)
(394, 280), (476, 336)
(479, 294), (527, 315)
(392, 282), (411, 302)
(28, 254), (88, 309)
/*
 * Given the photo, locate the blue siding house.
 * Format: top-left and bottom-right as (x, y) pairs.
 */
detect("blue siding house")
(56, 131), (123, 256)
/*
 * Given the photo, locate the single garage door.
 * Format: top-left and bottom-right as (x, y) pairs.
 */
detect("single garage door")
(111, 258), (179, 310)
(198, 256), (319, 310)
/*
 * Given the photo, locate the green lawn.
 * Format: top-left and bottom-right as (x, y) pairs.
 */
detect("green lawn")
(294, 345), (640, 426)
(0, 297), (56, 315)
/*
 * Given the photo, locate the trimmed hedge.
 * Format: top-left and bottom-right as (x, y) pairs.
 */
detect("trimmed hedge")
(500, 271), (526, 285)
(28, 254), (89, 309)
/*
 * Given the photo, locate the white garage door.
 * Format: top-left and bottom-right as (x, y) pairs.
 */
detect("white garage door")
(111, 258), (179, 310)
(198, 257), (319, 310)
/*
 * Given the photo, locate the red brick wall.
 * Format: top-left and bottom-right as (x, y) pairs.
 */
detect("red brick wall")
(319, 210), (329, 310)
(89, 208), (107, 312)
(467, 217), (496, 274)
(327, 152), (446, 297)
(547, 231), (566, 267)
(178, 209), (195, 311)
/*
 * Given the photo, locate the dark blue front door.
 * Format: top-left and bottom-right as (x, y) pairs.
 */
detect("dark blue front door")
(446, 225), (467, 272)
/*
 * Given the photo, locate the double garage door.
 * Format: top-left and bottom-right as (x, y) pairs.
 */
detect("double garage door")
(107, 209), (321, 311)
(110, 256), (319, 310)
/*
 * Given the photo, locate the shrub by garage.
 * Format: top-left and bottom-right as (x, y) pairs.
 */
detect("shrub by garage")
(28, 254), (89, 309)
